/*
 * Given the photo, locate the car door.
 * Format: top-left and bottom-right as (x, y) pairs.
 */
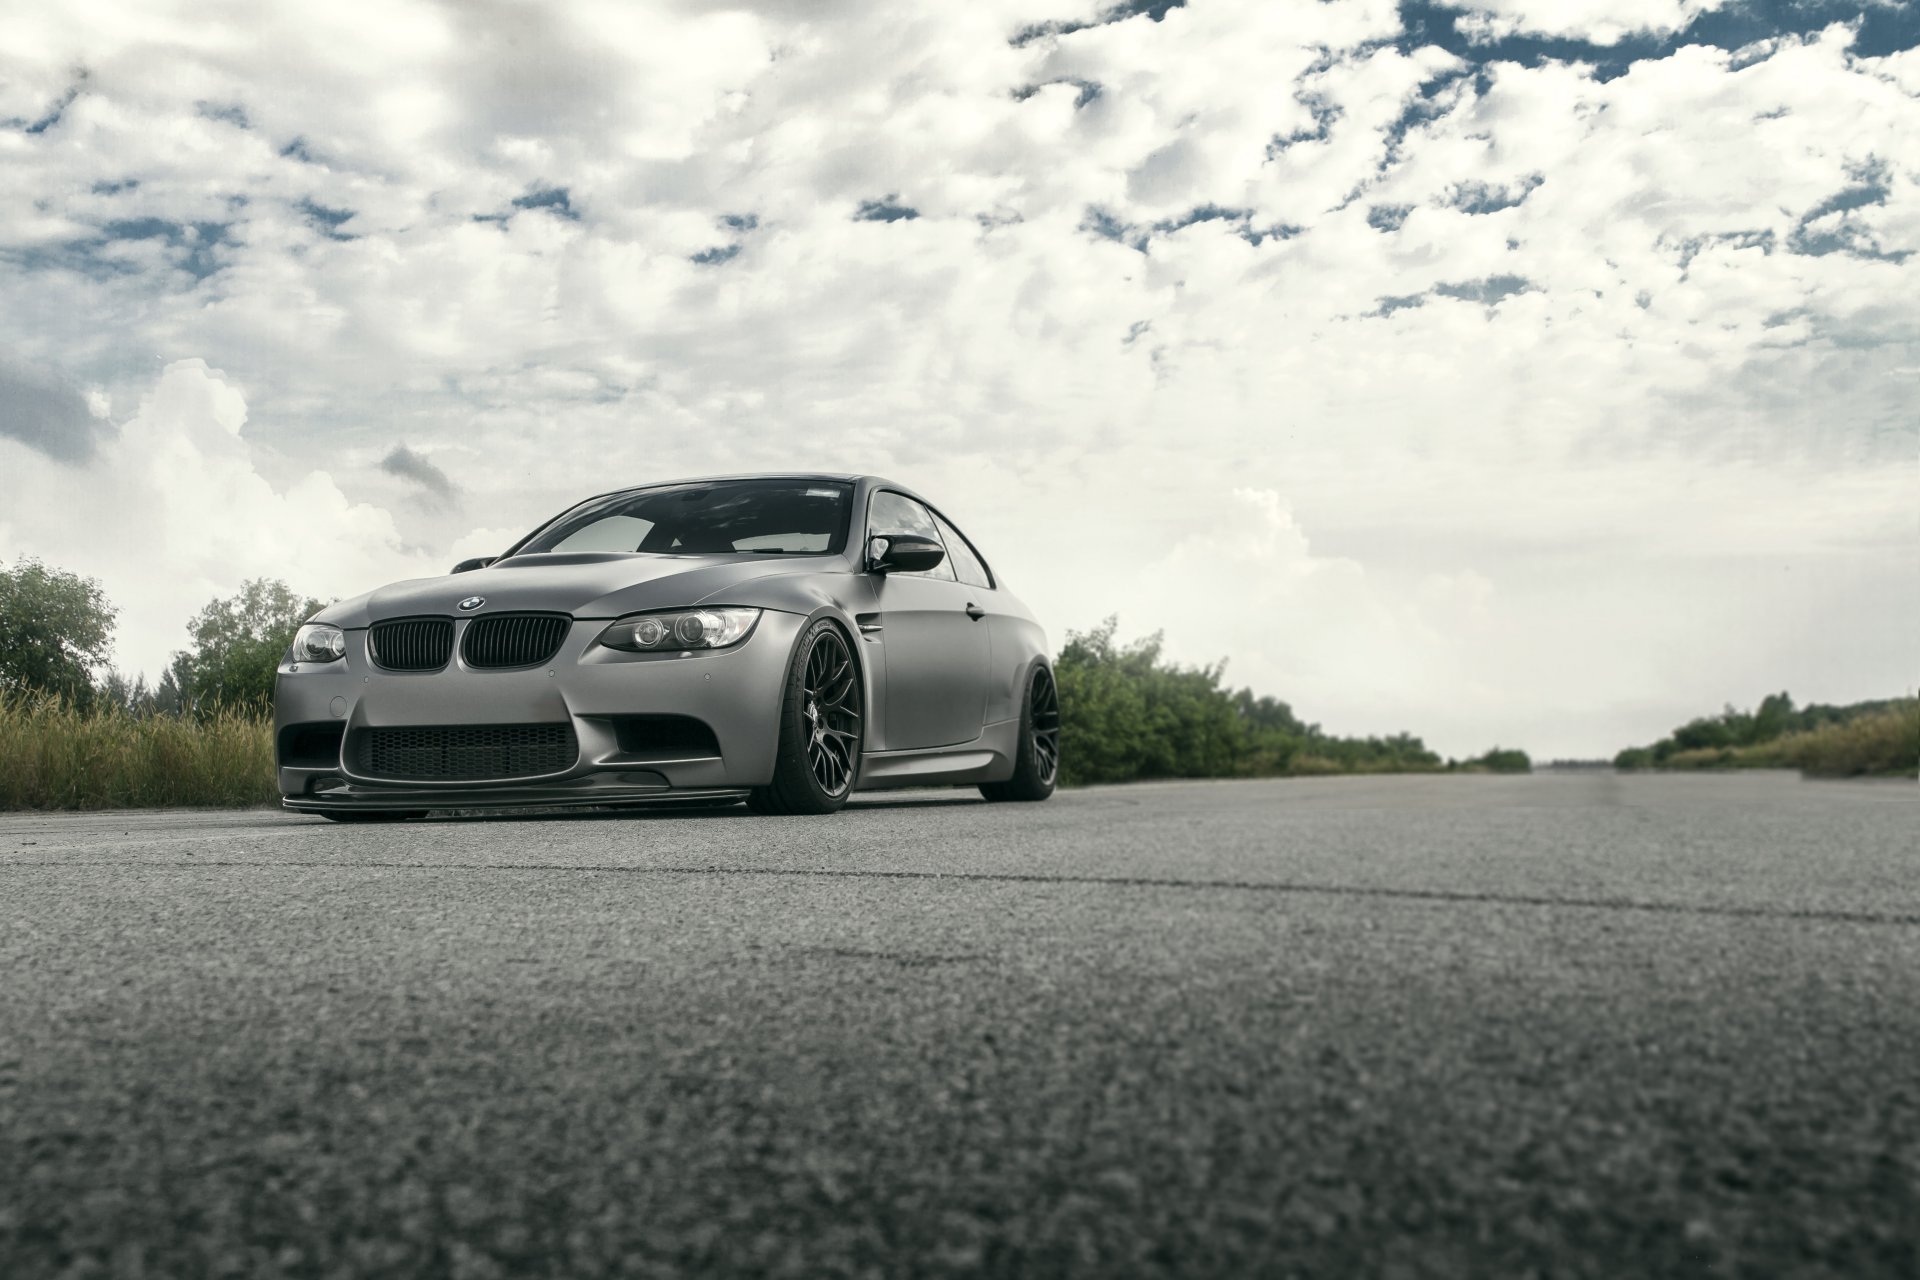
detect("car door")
(929, 508), (1022, 726)
(866, 490), (991, 749)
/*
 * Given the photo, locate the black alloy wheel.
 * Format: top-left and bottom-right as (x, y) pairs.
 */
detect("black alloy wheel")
(981, 662), (1060, 802)
(748, 620), (863, 815)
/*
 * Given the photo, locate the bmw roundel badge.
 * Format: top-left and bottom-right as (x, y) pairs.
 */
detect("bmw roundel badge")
(459, 596), (486, 611)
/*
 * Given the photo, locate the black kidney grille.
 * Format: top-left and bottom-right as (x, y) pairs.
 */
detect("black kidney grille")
(462, 613), (572, 669)
(355, 723), (577, 781)
(370, 617), (454, 671)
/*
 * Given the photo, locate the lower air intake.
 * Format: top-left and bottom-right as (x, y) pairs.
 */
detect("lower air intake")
(354, 723), (578, 781)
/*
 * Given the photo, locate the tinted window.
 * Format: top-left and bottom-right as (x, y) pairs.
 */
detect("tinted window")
(867, 490), (956, 581)
(518, 480), (853, 556)
(933, 513), (992, 589)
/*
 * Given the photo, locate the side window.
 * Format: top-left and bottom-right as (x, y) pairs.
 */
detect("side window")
(866, 490), (956, 581)
(932, 513), (993, 590)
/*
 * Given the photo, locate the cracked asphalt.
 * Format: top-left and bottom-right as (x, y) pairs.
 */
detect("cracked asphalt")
(2, 773), (1917, 1277)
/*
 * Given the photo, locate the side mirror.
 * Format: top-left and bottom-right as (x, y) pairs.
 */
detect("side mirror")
(451, 556), (497, 574)
(867, 533), (945, 575)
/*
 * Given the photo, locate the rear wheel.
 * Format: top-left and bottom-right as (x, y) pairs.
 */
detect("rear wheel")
(981, 662), (1059, 802)
(747, 620), (863, 816)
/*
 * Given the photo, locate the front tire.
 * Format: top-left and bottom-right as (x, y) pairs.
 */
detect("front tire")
(980, 662), (1059, 802)
(747, 619), (863, 816)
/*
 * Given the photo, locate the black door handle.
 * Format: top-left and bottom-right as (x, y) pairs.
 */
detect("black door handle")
(965, 602), (986, 621)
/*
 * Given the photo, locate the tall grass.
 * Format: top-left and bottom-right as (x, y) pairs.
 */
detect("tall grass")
(1658, 700), (1918, 779)
(0, 695), (277, 810)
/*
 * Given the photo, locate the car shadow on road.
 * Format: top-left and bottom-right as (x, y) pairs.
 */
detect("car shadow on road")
(407, 794), (987, 823)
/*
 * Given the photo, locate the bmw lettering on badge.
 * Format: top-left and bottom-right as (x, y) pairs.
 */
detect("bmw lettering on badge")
(273, 474), (1061, 821)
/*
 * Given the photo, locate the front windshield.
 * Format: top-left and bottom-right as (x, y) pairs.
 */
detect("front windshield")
(516, 479), (854, 557)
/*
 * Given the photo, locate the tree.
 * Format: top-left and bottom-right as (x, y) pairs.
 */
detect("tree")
(1751, 691), (1796, 743)
(1466, 746), (1532, 773)
(0, 558), (117, 708)
(169, 579), (327, 711)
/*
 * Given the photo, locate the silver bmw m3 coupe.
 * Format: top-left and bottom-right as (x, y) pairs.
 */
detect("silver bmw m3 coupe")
(274, 475), (1060, 819)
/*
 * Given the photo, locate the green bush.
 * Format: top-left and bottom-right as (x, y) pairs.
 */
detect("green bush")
(1463, 747), (1531, 774)
(1617, 694), (1916, 779)
(1774, 704), (1918, 778)
(1054, 617), (1447, 787)
(1055, 620), (1244, 785)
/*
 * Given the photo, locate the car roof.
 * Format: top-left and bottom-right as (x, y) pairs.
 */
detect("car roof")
(576, 472), (914, 502)
(499, 473), (952, 560)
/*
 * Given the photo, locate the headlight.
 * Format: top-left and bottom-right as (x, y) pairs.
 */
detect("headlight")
(597, 607), (761, 652)
(291, 623), (348, 664)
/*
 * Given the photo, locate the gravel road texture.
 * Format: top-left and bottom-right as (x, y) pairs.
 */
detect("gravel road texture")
(2, 773), (1916, 1277)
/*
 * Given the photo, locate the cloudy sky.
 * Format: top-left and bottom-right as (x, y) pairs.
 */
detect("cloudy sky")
(2, 0), (1915, 758)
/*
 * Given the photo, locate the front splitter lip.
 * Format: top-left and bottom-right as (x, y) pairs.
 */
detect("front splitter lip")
(284, 784), (751, 813)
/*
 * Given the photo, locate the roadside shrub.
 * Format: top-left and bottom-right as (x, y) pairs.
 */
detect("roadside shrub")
(1775, 703), (1919, 778)
(1054, 617), (1448, 787)
(1054, 619), (1244, 785)
(1622, 691), (1913, 772)
(1615, 699), (1917, 779)
(1461, 747), (1531, 774)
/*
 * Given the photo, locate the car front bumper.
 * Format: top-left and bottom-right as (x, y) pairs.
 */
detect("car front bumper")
(273, 609), (805, 814)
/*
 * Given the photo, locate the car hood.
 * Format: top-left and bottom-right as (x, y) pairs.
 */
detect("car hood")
(313, 552), (838, 627)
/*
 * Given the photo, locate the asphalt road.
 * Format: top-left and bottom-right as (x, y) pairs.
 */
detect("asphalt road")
(2, 773), (1916, 1278)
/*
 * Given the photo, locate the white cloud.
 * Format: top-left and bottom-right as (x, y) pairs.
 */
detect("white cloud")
(0, 0), (1915, 756)
(0, 360), (434, 680)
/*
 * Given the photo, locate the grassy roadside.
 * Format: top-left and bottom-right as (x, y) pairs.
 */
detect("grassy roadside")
(0, 696), (277, 810)
(1617, 701), (1918, 780)
(6, 692), (1903, 813)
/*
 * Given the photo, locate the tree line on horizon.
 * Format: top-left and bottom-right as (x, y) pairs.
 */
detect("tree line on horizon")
(1613, 691), (1917, 778)
(1, 556), (1528, 785)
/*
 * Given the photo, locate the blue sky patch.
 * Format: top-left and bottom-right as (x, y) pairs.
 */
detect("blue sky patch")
(1372, 293), (1428, 317)
(1368, 205), (1414, 232)
(1397, 1), (1920, 82)
(1449, 175), (1544, 214)
(1010, 0), (1187, 47)
(855, 196), (919, 223)
(196, 101), (249, 129)
(9, 74), (87, 135)
(295, 198), (355, 241)
(1788, 161), (1908, 261)
(1434, 274), (1532, 304)
(11, 218), (237, 282)
(1014, 78), (1104, 107)
(102, 219), (233, 280)
(512, 187), (579, 220)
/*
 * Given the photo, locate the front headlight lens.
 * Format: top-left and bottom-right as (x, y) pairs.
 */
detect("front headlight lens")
(291, 623), (348, 664)
(597, 607), (761, 652)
